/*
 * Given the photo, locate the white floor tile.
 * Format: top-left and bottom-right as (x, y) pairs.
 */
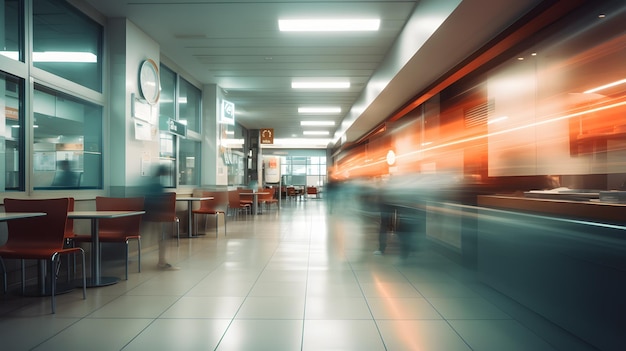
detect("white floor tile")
(302, 320), (386, 351)
(448, 319), (558, 351)
(377, 320), (472, 351)
(161, 296), (244, 318)
(32, 318), (153, 351)
(123, 319), (231, 351)
(216, 319), (303, 351)
(367, 297), (443, 320)
(236, 296), (305, 319)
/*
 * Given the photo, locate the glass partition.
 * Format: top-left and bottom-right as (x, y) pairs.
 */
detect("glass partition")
(0, 0), (23, 62)
(32, 0), (103, 92)
(32, 85), (102, 189)
(1, 72), (24, 191)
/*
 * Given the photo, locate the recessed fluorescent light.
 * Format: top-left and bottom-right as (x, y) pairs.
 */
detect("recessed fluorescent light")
(303, 130), (330, 136)
(298, 107), (341, 114)
(222, 138), (244, 146)
(279, 19), (380, 32)
(292, 81), (350, 89)
(1, 51), (98, 62)
(266, 138), (332, 147)
(301, 121), (335, 126)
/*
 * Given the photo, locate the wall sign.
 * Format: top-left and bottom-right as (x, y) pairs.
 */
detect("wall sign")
(221, 100), (235, 125)
(160, 118), (187, 137)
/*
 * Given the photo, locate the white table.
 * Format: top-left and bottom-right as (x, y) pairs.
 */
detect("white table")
(69, 210), (145, 287)
(239, 192), (269, 215)
(0, 212), (46, 221)
(176, 197), (213, 237)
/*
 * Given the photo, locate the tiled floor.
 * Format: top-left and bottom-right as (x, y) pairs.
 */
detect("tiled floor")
(0, 197), (596, 350)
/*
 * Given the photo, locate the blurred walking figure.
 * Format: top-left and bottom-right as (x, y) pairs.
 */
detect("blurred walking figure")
(142, 164), (179, 270)
(374, 177), (394, 255)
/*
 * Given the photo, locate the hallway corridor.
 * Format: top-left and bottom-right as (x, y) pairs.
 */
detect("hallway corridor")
(0, 197), (595, 350)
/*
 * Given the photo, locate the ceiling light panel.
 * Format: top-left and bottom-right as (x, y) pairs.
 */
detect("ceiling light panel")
(292, 81), (350, 89)
(300, 121), (336, 126)
(303, 130), (330, 135)
(298, 107), (341, 114)
(279, 19), (380, 32)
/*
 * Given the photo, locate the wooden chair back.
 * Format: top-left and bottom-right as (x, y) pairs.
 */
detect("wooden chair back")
(95, 196), (144, 235)
(3, 198), (69, 249)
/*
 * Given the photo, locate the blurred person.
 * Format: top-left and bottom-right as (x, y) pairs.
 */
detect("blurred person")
(53, 160), (80, 187)
(143, 164), (179, 270)
(374, 178), (394, 255)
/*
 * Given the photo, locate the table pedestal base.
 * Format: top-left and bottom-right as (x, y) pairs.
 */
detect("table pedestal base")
(23, 281), (76, 297)
(75, 276), (119, 288)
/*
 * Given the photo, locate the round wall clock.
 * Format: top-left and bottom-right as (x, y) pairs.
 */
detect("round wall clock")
(139, 59), (160, 104)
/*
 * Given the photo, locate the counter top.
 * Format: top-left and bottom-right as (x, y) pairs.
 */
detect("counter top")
(477, 195), (626, 223)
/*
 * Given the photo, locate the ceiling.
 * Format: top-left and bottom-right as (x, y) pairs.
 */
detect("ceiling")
(77, 0), (542, 149)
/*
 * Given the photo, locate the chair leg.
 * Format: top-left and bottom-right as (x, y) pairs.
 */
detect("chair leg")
(223, 212), (227, 236)
(124, 241), (129, 280)
(215, 214), (218, 238)
(0, 258), (6, 294)
(175, 217), (180, 246)
(20, 260), (25, 295)
(50, 255), (57, 314)
(79, 249), (86, 299)
(137, 238), (141, 273)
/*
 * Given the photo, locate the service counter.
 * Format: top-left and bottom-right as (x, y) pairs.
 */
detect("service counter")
(476, 195), (626, 351)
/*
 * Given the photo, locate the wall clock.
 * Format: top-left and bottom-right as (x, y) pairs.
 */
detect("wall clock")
(139, 59), (160, 105)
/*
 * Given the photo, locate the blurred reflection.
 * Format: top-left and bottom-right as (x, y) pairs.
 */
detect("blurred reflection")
(51, 160), (81, 188)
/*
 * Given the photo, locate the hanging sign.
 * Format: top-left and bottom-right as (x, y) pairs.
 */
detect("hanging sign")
(260, 128), (274, 144)
(221, 100), (235, 125)
(160, 118), (187, 137)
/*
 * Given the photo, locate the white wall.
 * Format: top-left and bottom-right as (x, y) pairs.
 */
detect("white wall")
(108, 19), (160, 193)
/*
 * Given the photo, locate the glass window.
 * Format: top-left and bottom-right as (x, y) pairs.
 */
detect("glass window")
(158, 65), (177, 187)
(159, 65), (176, 122)
(32, 0), (103, 92)
(0, 0), (23, 62)
(158, 132), (176, 188)
(1, 72), (24, 191)
(178, 78), (201, 133)
(32, 85), (102, 189)
(179, 139), (200, 186)
(307, 163), (320, 176)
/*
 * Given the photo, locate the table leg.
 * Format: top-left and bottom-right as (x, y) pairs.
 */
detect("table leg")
(187, 201), (194, 237)
(83, 218), (118, 287)
(23, 260), (73, 296)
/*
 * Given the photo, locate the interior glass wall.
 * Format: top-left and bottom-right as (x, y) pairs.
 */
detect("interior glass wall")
(177, 78), (201, 186)
(1, 73), (24, 191)
(0, 0), (104, 193)
(158, 65), (176, 187)
(0, 0), (22, 62)
(32, 85), (102, 189)
(280, 155), (327, 187)
(159, 66), (202, 187)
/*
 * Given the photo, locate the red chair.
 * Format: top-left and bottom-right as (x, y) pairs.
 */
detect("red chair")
(193, 191), (228, 237)
(306, 186), (319, 199)
(71, 196), (144, 280)
(259, 187), (278, 210)
(228, 189), (250, 218)
(0, 197), (86, 314)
